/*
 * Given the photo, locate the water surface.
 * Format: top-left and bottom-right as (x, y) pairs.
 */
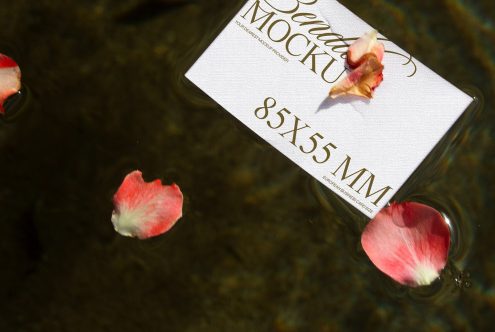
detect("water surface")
(0, 0), (494, 331)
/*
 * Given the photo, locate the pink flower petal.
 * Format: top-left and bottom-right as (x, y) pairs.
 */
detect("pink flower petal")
(0, 53), (21, 114)
(329, 30), (385, 100)
(347, 30), (384, 68)
(111, 170), (183, 239)
(330, 53), (384, 99)
(361, 202), (451, 287)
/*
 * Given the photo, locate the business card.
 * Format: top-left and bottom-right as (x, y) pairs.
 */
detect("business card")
(185, 0), (473, 218)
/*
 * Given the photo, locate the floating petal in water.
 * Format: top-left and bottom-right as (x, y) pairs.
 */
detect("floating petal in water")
(361, 202), (451, 287)
(111, 170), (183, 239)
(0, 53), (21, 114)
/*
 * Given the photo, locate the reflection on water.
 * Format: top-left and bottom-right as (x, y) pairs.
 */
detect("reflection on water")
(1, 86), (31, 122)
(0, 0), (494, 331)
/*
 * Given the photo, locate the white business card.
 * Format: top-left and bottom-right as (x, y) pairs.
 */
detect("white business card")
(186, 0), (473, 218)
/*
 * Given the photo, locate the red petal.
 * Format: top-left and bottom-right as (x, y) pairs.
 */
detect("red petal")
(0, 53), (21, 114)
(0, 53), (18, 68)
(347, 30), (384, 68)
(111, 170), (183, 239)
(361, 202), (450, 287)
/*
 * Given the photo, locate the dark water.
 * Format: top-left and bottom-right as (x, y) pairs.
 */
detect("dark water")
(0, 0), (494, 331)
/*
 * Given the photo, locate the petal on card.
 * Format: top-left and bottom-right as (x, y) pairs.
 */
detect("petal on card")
(0, 53), (21, 114)
(111, 170), (183, 239)
(361, 202), (451, 287)
(347, 30), (384, 68)
(329, 53), (384, 99)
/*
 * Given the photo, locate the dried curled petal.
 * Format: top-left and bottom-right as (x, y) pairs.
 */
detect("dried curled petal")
(361, 202), (451, 287)
(329, 30), (385, 100)
(0, 53), (21, 114)
(347, 30), (384, 68)
(111, 170), (183, 239)
(330, 53), (384, 99)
